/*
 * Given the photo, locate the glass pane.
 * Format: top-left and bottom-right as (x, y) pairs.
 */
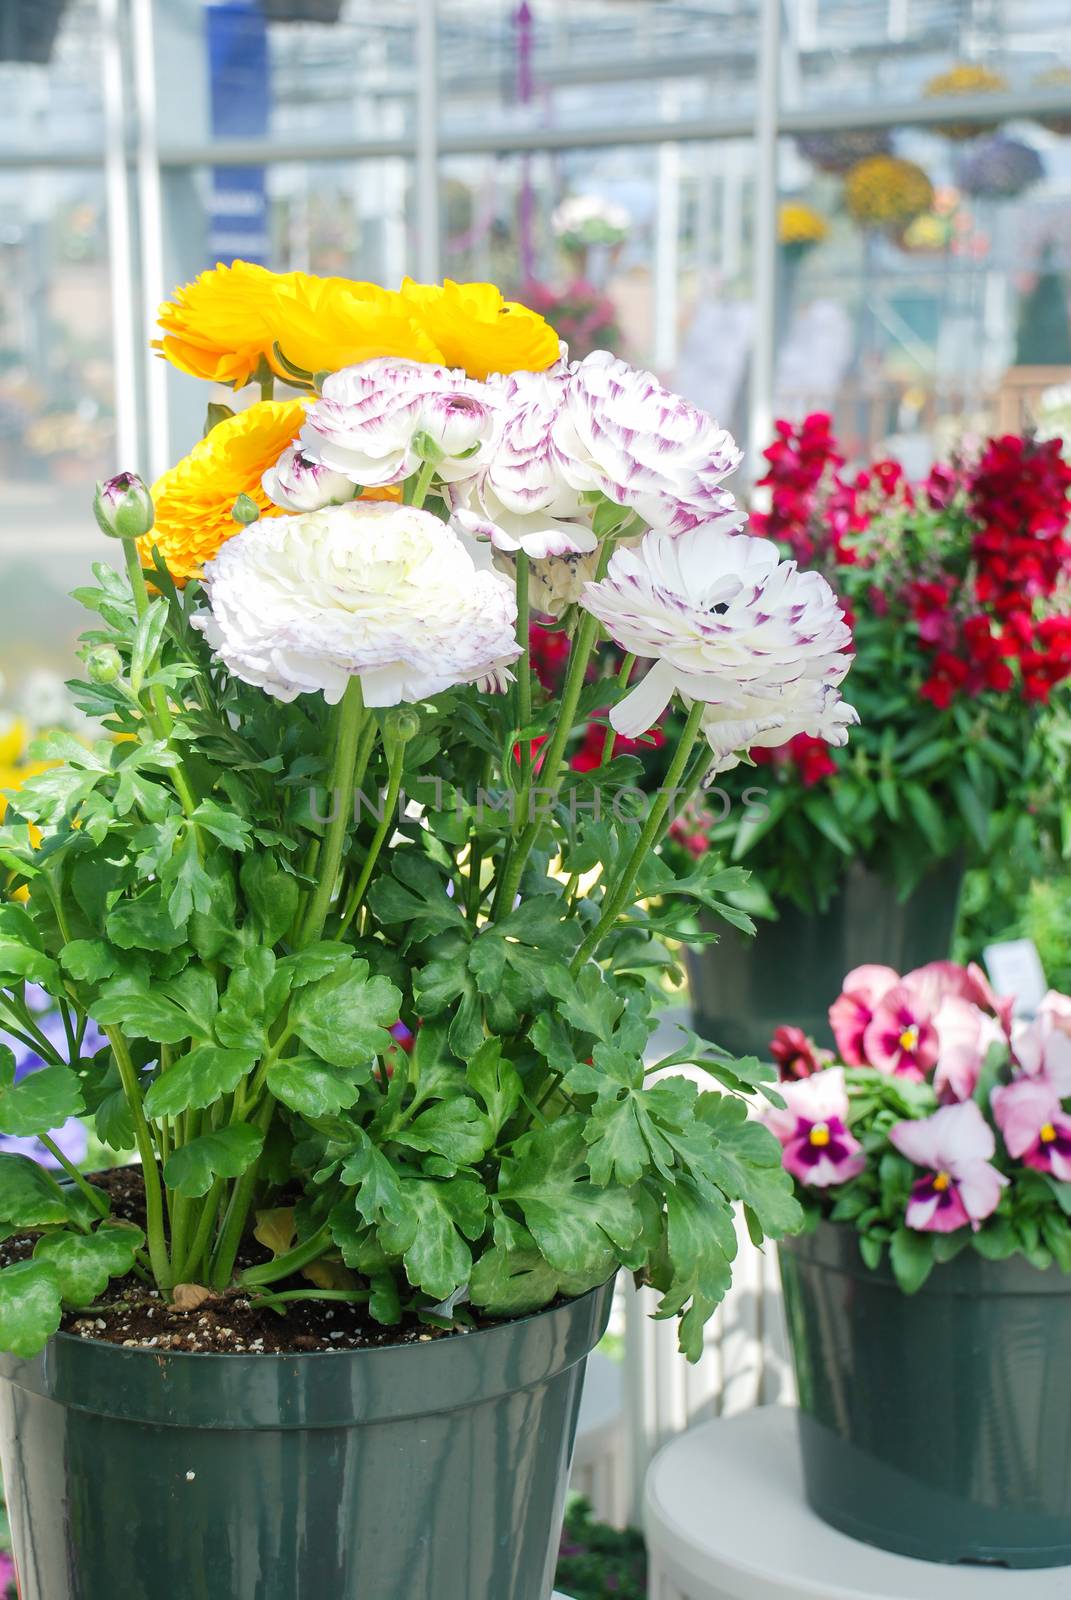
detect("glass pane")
(0, 168), (115, 691)
(0, 0), (105, 160)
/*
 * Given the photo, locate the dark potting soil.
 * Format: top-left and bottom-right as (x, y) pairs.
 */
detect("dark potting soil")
(1, 1166), (541, 1356)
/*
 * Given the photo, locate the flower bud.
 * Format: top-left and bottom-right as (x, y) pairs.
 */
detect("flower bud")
(93, 473), (155, 541)
(231, 493), (261, 526)
(262, 447), (357, 514)
(382, 706), (421, 744)
(86, 645), (123, 685)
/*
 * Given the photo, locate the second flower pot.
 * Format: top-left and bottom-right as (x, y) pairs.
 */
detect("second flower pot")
(0, 1280), (614, 1599)
(780, 1221), (1071, 1568)
(687, 857), (964, 1059)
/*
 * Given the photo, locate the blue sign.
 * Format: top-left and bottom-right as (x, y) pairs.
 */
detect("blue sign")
(204, 1), (271, 266)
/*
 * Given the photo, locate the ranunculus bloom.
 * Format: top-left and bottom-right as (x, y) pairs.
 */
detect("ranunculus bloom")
(143, 400), (307, 583)
(992, 1076), (1071, 1181)
(195, 502), (520, 706)
(829, 964), (900, 1065)
(300, 360), (498, 489)
(769, 1025), (833, 1080)
(399, 278), (562, 380)
(581, 525), (856, 772)
(765, 1068), (866, 1187)
(556, 352), (743, 533)
(890, 1101), (1007, 1232)
(155, 260), (301, 387)
(262, 446), (358, 513)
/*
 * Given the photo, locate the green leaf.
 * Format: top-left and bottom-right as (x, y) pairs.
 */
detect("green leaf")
(291, 960), (401, 1070)
(339, 1130), (408, 1229)
(276, 942), (353, 989)
(129, 599), (168, 695)
(266, 1053), (372, 1120)
(59, 939), (120, 986)
(0, 1054), (85, 1139)
(143, 1045), (257, 1118)
(470, 1211), (604, 1317)
(163, 1125), (265, 1198)
(889, 1224), (936, 1294)
(903, 784), (947, 857)
(0, 1153), (70, 1227)
(240, 854), (298, 946)
(543, 966), (624, 1044)
(950, 772), (989, 851)
(94, 979), (198, 1047)
(394, 1099), (492, 1167)
(0, 1260), (63, 1356)
(465, 1039), (522, 1139)
(378, 1176), (488, 1302)
(498, 1118), (640, 1275)
(215, 948), (288, 1051)
(105, 888), (188, 952)
(193, 801), (251, 855)
(33, 1223), (144, 1306)
(659, 1175), (738, 1358)
(366, 853), (467, 937)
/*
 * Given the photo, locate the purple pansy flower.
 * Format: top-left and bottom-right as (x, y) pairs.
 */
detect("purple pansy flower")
(890, 1101), (1007, 1233)
(765, 1067), (866, 1188)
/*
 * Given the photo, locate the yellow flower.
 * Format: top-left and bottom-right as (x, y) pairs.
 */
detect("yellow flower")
(143, 400), (307, 584)
(924, 63), (1008, 139)
(155, 261), (290, 388)
(844, 156), (934, 229)
(269, 276), (441, 378)
(400, 278), (561, 379)
(0, 719), (27, 770)
(156, 266), (561, 385)
(778, 202), (829, 247)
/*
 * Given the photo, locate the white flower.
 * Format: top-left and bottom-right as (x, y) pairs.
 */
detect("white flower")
(300, 359), (498, 489)
(262, 446), (357, 512)
(194, 502), (519, 706)
(554, 353), (743, 533)
(580, 523), (856, 769)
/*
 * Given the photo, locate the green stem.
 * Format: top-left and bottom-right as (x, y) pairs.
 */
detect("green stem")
(237, 1221), (334, 1288)
(491, 602), (604, 919)
(600, 653), (636, 765)
(298, 678), (366, 947)
(122, 537), (202, 831)
(250, 1289), (371, 1310)
(334, 736), (406, 939)
(38, 1136), (110, 1219)
(571, 699), (706, 971)
(405, 459), (436, 509)
(104, 1025), (172, 1292)
(208, 1098), (276, 1289)
(174, 1177), (224, 1285)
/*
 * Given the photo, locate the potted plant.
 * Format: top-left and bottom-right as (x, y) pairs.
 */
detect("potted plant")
(0, 265), (849, 1598)
(682, 415), (1071, 1056)
(769, 962), (1071, 1568)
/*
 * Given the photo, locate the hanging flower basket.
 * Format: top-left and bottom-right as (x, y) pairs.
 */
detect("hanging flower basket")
(794, 128), (893, 176)
(843, 155), (934, 231)
(0, 0), (68, 63)
(957, 134), (1045, 200)
(924, 61), (1009, 140)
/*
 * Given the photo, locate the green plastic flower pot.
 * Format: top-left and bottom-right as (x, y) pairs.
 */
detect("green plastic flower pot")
(0, 1280), (614, 1599)
(687, 858), (964, 1059)
(779, 1221), (1071, 1568)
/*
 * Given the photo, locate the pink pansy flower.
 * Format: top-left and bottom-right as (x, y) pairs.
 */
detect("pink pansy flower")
(1013, 993), (1071, 1096)
(765, 1068), (866, 1188)
(930, 995), (1003, 1104)
(828, 964), (899, 1065)
(992, 1077), (1071, 1182)
(904, 959), (1013, 1035)
(862, 981), (940, 1079)
(890, 1101), (1008, 1233)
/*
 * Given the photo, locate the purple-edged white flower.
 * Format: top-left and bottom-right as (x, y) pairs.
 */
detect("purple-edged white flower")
(262, 446), (358, 513)
(300, 359), (498, 488)
(195, 501), (520, 706)
(890, 1101), (1007, 1233)
(765, 1068), (866, 1188)
(580, 524), (856, 770)
(554, 352), (743, 533)
(992, 1076), (1071, 1182)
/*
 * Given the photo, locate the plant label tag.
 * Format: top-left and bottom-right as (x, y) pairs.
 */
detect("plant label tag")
(983, 938), (1047, 1016)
